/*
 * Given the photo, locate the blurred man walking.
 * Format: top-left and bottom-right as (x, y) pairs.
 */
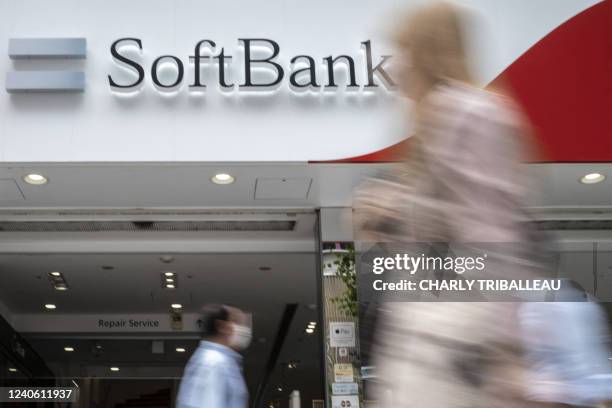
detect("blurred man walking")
(177, 304), (252, 408)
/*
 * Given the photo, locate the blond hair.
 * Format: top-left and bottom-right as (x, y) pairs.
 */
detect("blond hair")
(394, 2), (473, 100)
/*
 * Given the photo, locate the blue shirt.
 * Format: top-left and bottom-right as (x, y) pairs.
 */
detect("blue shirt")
(520, 298), (612, 406)
(176, 341), (248, 408)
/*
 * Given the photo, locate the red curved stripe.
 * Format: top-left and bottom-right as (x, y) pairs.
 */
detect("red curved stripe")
(314, 138), (411, 163)
(317, 0), (612, 163)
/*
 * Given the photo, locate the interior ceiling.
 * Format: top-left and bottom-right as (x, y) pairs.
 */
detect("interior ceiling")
(0, 162), (611, 209)
(0, 253), (317, 314)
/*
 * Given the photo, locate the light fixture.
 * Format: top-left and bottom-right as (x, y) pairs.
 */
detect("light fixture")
(44, 304), (56, 310)
(8, 367), (17, 372)
(580, 172), (606, 184)
(162, 272), (178, 290)
(64, 347), (75, 352)
(171, 304), (182, 309)
(176, 347), (186, 353)
(211, 173), (235, 185)
(277, 386), (283, 392)
(24, 173), (48, 185)
(48, 272), (69, 291)
(160, 255), (175, 263)
(110, 367), (120, 372)
(306, 321), (316, 333)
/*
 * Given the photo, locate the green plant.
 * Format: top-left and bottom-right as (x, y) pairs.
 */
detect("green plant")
(330, 245), (357, 318)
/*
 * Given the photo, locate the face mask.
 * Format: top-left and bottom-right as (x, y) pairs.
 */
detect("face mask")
(229, 324), (252, 351)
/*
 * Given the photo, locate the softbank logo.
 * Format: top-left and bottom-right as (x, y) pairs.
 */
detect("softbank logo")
(108, 38), (396, 94)
(5, 37), (396, 95)
(6, 38), (86, 93)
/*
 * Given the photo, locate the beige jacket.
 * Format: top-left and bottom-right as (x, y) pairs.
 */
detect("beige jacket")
(354, 82), (537, 408)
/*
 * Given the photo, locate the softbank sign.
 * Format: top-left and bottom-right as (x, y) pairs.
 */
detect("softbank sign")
(6, 37), (396, 94)
(109, 38), (396, 94)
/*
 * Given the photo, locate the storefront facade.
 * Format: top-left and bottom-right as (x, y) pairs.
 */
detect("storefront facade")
(0, 1), (611, 407)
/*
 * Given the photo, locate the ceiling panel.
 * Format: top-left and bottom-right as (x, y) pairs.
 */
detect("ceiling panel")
(0, 163), (610, 209)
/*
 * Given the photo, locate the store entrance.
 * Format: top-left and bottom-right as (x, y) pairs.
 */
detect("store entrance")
(0, 211), (323, 408)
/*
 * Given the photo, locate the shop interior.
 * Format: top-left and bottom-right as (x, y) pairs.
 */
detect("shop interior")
(0, 212), (324, 408)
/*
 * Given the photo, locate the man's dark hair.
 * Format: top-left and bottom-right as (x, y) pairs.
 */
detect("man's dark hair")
(200, 304), (230, 338)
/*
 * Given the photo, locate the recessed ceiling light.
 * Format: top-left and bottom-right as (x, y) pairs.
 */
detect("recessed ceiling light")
(171, 304), (182, 309)
(55, 285), (68, 291)
(24, 173), (48, 185)
(580, 172), (606, 184)
(176, 347), (186, 353)
(64, 347), (74, 352)
(164, 272), (175, 277)
(50, 272), (61, 277)
(8, 367), (17, 372)
(110, 367), (120, 372)
(309, 321), (317, 326)
(160, 255), (175, 263)
(166, 284), (175, 289)
(305, 328), (314, 334)
(165, 278), (174, 282)
(44, 304), (56, 310)
(277, 387), (283, 392)
(211, 173), (235, 185)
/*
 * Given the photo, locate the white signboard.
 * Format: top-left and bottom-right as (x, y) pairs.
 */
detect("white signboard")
(332, 382), (358, 396)
(0, 0), (597, 162)
(330, 322), (355, 347)
(332, 395), (359, 408)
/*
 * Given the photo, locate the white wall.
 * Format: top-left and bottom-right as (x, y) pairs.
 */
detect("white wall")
(320, 207), (353, 242)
